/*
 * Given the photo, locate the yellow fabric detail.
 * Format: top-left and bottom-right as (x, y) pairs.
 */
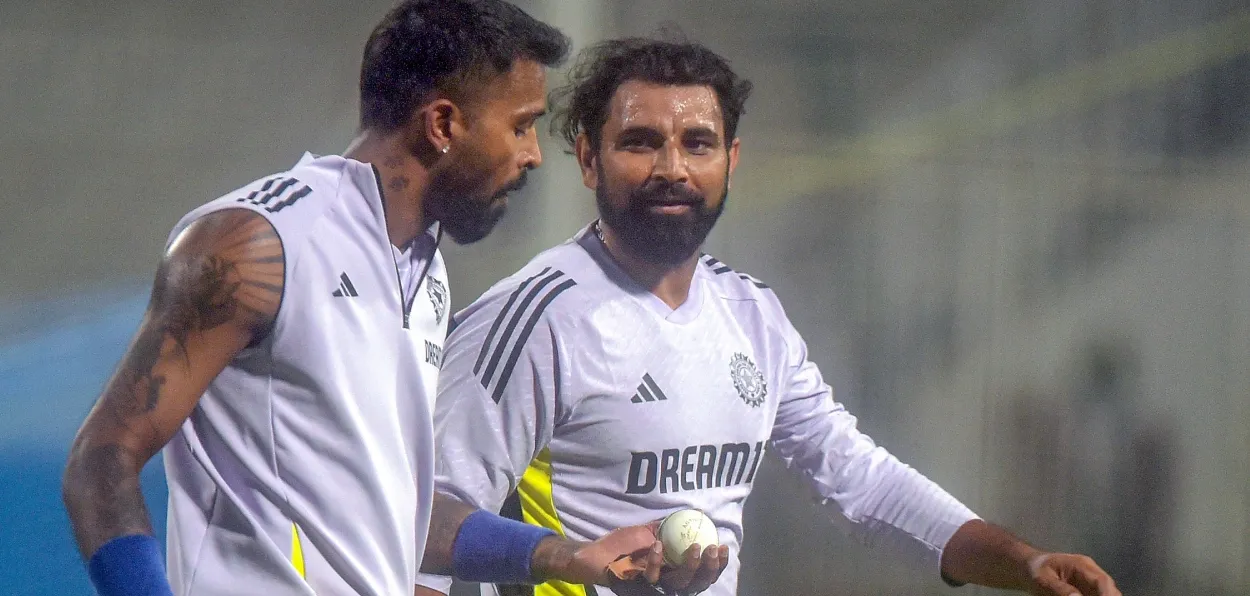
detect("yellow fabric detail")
(291, 522), (306, 579)
(519, 449), (586, 596)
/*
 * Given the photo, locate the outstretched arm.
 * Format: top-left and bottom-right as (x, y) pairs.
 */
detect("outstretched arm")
(769, 310), (1118, 595)
(62, 210), (282, 580)
(941, 520), (1120, 596)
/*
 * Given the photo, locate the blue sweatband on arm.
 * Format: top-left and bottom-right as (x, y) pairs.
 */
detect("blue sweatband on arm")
(88, 534), (174, 596)
(452, 510), (558, 584)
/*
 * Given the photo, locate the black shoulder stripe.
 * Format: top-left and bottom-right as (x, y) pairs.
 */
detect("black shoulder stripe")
(702, 254), (734, 274)
(256, 178), (299, 205)
(491, 277), (577, 403)
(474, 267), (552, 375)
(268, 186), (311, 213)
(739, 274), (769, 289)
(702, 254), (769, 288)
(237, 177), (284, 203)
(479, 269), (566, 389)
(235, 177), (311, 212)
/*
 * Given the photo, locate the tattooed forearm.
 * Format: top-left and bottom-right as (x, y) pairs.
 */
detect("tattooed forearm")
(63, 209), (284, 561)
(420, 493), (583, 583)
(529, 537), (580, 583)
(420, 492), (479, 574)
(62, 444), (155, 559)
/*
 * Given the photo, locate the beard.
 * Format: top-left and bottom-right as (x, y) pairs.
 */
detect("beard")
(596, 164), (727, 266)
(426, 146), (528, 245)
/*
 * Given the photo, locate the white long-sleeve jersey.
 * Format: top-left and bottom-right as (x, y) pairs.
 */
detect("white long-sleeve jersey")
(417, 225), (977, 596)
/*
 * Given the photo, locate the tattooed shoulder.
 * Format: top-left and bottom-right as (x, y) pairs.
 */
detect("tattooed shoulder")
(161, 209), (285, 339)
(114, 209), (285, 416)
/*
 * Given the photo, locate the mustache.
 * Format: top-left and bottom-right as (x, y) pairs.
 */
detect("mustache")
(494, 170), (529, 199)
(631, 180), (703, 206)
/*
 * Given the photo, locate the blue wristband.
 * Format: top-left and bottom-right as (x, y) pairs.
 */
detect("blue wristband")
(451, 510), (558, 584)
(88, 534), (174, 596)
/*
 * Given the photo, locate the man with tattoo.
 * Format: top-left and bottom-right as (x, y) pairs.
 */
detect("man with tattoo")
(61, 2), (669, 595)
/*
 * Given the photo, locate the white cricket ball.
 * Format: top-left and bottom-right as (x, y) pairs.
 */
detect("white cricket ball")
(657, 509), (719, 567)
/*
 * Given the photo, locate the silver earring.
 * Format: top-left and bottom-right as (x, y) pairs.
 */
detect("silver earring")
(441, 145), (450, 154)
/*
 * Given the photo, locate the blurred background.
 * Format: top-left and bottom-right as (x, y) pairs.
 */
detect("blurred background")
(2, 0), (1247, 594)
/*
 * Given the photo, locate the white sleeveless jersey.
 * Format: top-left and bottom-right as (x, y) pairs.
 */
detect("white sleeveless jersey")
(416, 226), (977, 596)
(163, 153), (450, 595)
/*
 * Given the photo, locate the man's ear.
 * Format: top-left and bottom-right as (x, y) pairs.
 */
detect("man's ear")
(575, 133), (599, 190)
(420, 98), (459, 153)
(726, 137), (741, 191)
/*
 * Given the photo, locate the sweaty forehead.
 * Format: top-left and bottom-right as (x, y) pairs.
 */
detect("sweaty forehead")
(606, 81), (723, 134)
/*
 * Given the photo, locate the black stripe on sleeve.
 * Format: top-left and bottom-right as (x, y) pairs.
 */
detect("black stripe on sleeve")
(490, 278), (576, 403)
(474, 267), (552, 375)
(480, 270), (565, 389)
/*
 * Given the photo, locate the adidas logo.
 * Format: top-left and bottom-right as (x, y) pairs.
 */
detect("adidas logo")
(331, 273), (358, 297)
(630, 373), (668, 403)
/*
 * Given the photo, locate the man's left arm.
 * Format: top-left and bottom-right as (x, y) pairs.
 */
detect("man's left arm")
(940, 519), (1119, 596)
(769, 315), (1119, 595)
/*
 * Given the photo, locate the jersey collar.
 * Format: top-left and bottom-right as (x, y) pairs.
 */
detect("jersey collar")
(575, 223), (705, 324)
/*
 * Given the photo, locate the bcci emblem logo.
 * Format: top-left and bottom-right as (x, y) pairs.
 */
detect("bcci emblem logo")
(729, 353), (766, 408)
(427, 277), (448, 324)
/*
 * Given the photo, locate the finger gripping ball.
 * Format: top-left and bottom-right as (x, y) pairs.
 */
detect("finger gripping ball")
(657, 509), (719, 567)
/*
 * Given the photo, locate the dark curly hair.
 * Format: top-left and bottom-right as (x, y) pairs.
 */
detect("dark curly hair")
(360, 0), (570, 132)
(551, 37), (753, 152)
